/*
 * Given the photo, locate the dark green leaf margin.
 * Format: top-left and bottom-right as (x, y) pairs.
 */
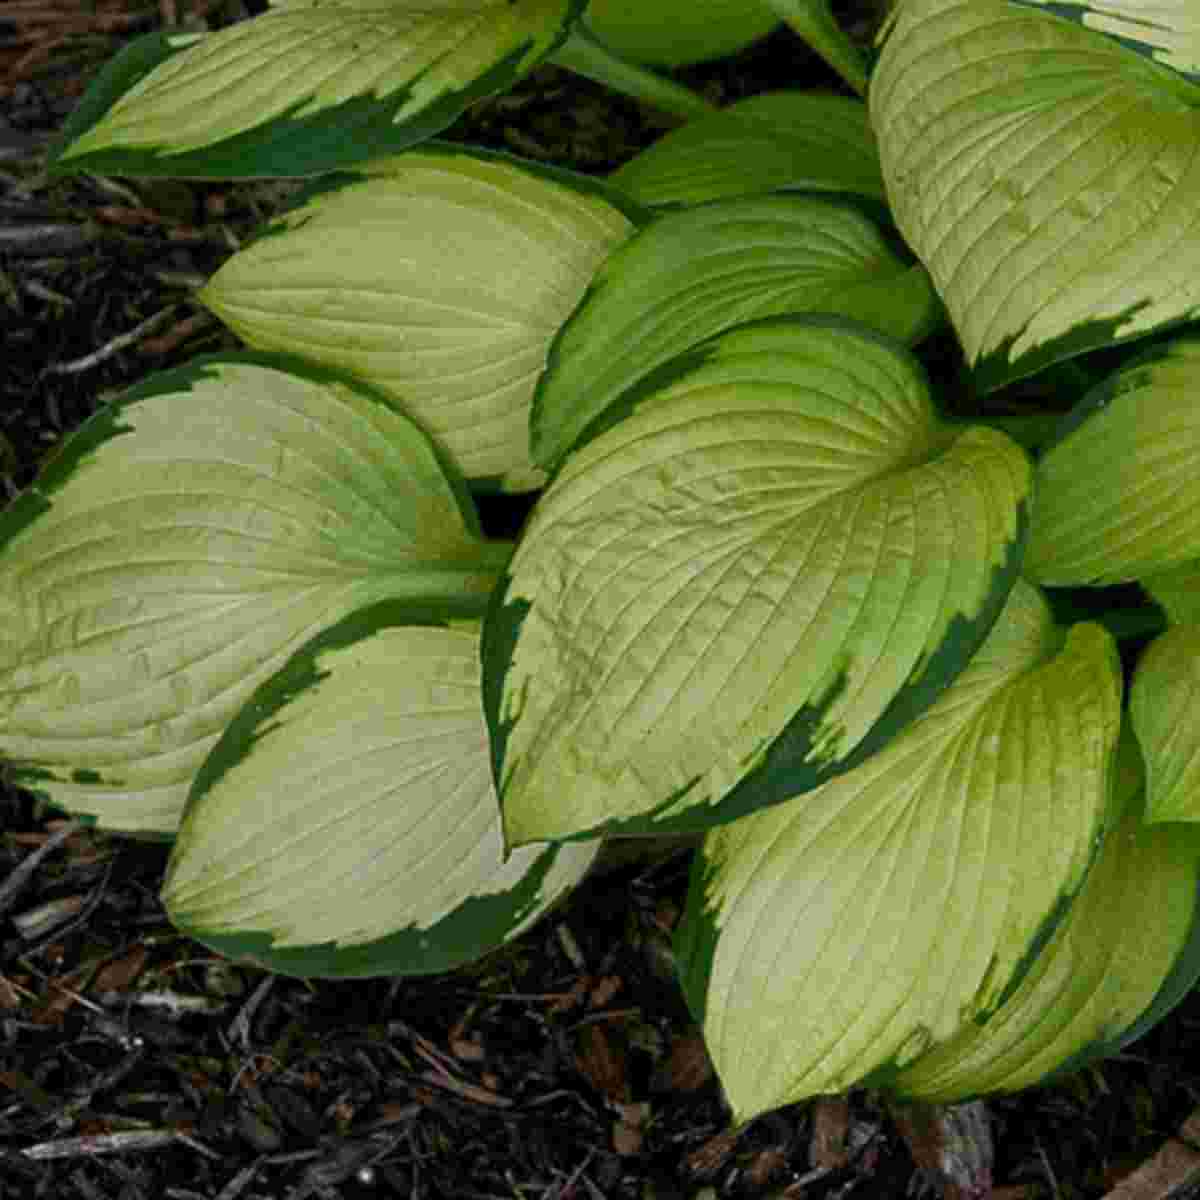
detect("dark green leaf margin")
(166, 598), (570, 980)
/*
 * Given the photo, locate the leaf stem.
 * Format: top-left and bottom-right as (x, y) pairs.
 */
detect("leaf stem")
(764, 0), (869, 96)
(549, 26), (718, 123)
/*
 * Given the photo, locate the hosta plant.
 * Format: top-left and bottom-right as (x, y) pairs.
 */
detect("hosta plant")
(9, 0), (1200, 1126)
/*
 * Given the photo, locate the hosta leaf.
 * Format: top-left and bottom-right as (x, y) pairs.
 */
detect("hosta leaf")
(1025, 337), (1200, 586)
(871, 0), (1200, 392)
(164, 611), (596, 978)
(674, 580), (1122, 1120)
(1130, 626), (1200, 822)
(201, 146), (637, 492)
(51, 0), (583, 178)
(531, 194), (939, 471)
(1009, 1), (1200, 81)
(1142, 559), (1200, 625)
(486, 317), (1031, 846)
(891, 727), (1200, 1101)
(0, 354), (508, 835)
(607, 91), (886, 209)
(583, 0), (779, 66)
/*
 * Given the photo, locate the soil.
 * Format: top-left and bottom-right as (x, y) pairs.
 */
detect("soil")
(3, 4), (1200, 1200)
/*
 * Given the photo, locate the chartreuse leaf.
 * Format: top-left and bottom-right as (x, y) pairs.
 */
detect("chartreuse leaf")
(0, 354), (509, 835)
(890, 727), (1200, 1101)
(1009, 1), (1200, 82)
(674, 580), (1122, 1122)
(870, 0), (1200, 392)
(486, 317), (1031, 847)
(200, 145), (636, 492)
(1025, 337), (1200, 586)
(1142, 560), (1200, 625)
(50, 0), (583, 179)
(1130, 626), (1200, 822)
(163, 611), (596, 978)
(607, 91), (886, 209)
(530, 195), (939, 471)
(582, 0), (779, 66)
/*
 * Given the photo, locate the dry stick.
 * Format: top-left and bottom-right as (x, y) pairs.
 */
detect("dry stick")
(211, 1159), (266, 1200)
(227, 974), (275, 1050)
(22, 1129), (181, 1160)
(0, 820), (80, 916)
(139, 309), (219, 356)
(19, 854), (114, 959)
(41, 304), (181, 376)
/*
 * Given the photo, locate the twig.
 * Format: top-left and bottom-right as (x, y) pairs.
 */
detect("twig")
(41, 304), (181, 375)
(22, 279), (74, 305)
(227, 974), (275, 1050)
(0, 819), (80, 916)
(19, 854), (115, 957)
(208, 1159), (266, 1200)
(0, 221), (93, 256)
(139, 310), (218, 356)
(117, 989), (230, 1016)
(22, 1129), (181, 1160)
(556, 922), (586, 969)
(416, 1067), (512, 1108)
(85, 174), (144, 207)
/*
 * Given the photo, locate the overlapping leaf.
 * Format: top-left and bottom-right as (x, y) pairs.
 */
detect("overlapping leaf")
(531, 194), (938, 471)
(1009, 1), (1200, 81)
(1025, 337), (1200, 586)
(164, 613), (597, 978)
(0, 355), (508, 834)
(888, 725), (1200, 1101)
(607, 91), (886, 209)
(1142, 559), (1200, 625)
(51, 0), (583, 178)
(201, 146), (636, 491)
(674, 581), (1122, 1120)
(487, 317), (1031, 847)
(871, 0), (1200, 391)
(1130, 626), (1200, 822)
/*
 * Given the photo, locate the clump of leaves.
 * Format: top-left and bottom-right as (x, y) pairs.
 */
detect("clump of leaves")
(6, 0), (1200, 1129)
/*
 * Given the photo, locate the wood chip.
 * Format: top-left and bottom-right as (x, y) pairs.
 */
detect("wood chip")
(612, 1117), (643, 1157)
(891, 1100), (993, 1200)
(92, 944), (147, 993)
(687, 1131), (737, 1177)
(748, 1147), (787, 1187)
(1102, 1106), (1200, 1200)
(575, 1024), (628, 1102)
(661, 1032), (712, 1093)
(589, 974), (622, 1008)
(811, 1095), (851, 1169)
(612, 1101), (650, 1157)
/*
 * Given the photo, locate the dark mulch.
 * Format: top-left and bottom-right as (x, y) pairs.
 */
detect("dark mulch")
(4, 4), (1200, 1199)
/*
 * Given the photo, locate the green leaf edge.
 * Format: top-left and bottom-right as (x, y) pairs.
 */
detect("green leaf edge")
(0, 350), (491, 554)
(1029, 334), (1187, 461)
(1005, 1), (1200, 85)
(49, 2), (588, 179)
(972, 290), (1200, 398)
(487, 314), (1032, 839)
(166, 601), (566, 978)
(0, 350), (507, 809)
(672, 612), (1120, 1081)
